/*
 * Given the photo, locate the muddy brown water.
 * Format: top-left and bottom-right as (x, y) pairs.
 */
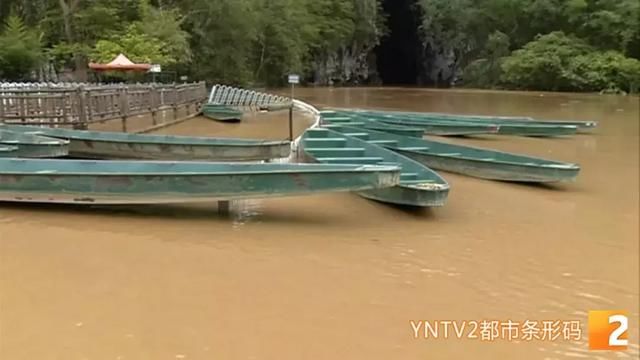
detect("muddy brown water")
(1, 88), (638, 359)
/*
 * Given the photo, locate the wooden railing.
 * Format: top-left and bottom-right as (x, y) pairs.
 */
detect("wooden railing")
(0, 82), (207, 131)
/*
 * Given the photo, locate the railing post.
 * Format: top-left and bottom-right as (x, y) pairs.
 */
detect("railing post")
(0, 95), (5, 123)
(150, 84), (158, 125)
(75, 86), (88, 130)
(172, 84), (178, 120)
(19, 95), (26, 123)
(120, 86), (129, 132)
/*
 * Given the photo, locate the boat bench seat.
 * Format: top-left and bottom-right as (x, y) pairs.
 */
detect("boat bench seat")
(377, 161), (401, 167)
(368, 140), (398, 146)
(317, 157), (384, 165)
(400, 173), (419, 180)
(305, 147), (366, 157)
(323, 122), (364, 127)
(342, 132), (370, 140)
(321, 117), (352, 122)
(304, 138), (347, 147)
(398, 146), (429, 151)
(305, 128), (332, 138)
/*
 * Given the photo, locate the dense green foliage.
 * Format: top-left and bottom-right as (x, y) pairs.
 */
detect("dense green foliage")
(0, 0), (384, 85)
(0, 15), (42, 81)
(501, 32), (640, 92)
(417, 0), (640, 92)
(0, 0), (638, 92)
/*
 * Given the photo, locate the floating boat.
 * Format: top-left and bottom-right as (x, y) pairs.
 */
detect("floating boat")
(0, 158), (401, 205)
(1, 124), (290, 161)
(0, 145), (19, 157)
(202, 103), (243, 122)
(328, 126), (580, 183)
(301, 127), (449, 207)
(364, 116), (577, 137)
(320, 111), (500, 136)
(320, 117), (424, 138)
(331, 109), (596, 132)
(0, 129), (69, 158)
(327, 109), (536, 121)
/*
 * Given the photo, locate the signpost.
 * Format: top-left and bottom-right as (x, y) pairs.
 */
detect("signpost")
(287, 74), (300, 141)
(150, 64), (162, 83)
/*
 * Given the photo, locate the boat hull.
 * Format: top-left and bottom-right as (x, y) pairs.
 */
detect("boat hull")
(396, 150), (579, 182)
(376, 118), (577, 137)
(63, 140), (291, 161)
(0, 129), (69, 158)
(328, 125), (580, 183)
(493, 124), (577, 137)
(2, 125), (290, 161)
(332, 109), (598, 131)
(202, 104), (243, 122)
(321, 112), (496, 136)
(326, 110), (579, 137)
(0, 159), (400, 205)
(321, 119), (424, 138)
(301, 128), (450, 207)
(0, 145), (18, 157)
(358, 183), (449, 207)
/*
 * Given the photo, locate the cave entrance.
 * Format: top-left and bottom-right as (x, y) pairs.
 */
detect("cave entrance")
(375, 0), (421, 85)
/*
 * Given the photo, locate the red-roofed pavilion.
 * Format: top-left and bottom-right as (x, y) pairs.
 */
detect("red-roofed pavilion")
(89, 54), (152, 72)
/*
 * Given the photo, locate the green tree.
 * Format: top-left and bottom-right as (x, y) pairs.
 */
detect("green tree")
(136, 0), (191, 64)
(91, 25), (168, 64)
(89, 1), (191, 67)
(0, 15), (42, 80)
(567, 51), (640, 93)
(181, 0), (257, 85)
(500, 31), (591, 91)
(463, 30), (510, 87)
(251, 0), (310, 85)
(501, 31), (640, 92)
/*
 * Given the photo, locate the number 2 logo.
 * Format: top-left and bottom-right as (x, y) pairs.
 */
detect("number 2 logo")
(589, 310), (629, 350)
(608, 314), (628, 347)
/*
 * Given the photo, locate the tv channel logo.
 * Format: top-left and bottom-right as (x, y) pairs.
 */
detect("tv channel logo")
(588, 310), (629, 351)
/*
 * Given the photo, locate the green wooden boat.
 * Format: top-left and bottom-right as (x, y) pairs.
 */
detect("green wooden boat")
(328, 126), (580, 183)
(0, 129), (69, 158)
(301, 127), (449, 207)
(1, 124), (290, 161)
(202, 103), (243, 122)
(0, 145), (19, 157)
(0, 159), (400, 205)
(320, 111), (499, 136)
(320, 117), (424, 138)
(368, 116), (577, 137)
(333, 109), (598, 131)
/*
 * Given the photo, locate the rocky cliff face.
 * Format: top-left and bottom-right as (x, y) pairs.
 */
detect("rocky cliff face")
(311, 43), (380, 85)
(418, 40), (459, 87)
(310, 0), (385, 85)
(309, 0), (460, 87)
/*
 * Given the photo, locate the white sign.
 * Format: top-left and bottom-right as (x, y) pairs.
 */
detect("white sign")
(149, 64), (162, 73)
(288, 74), (300, 84)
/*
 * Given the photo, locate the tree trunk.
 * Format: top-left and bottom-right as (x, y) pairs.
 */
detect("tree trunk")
(58, 0), (87, 81)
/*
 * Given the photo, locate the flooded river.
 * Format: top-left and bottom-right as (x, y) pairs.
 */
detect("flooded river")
(1, 88), (638, 359)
